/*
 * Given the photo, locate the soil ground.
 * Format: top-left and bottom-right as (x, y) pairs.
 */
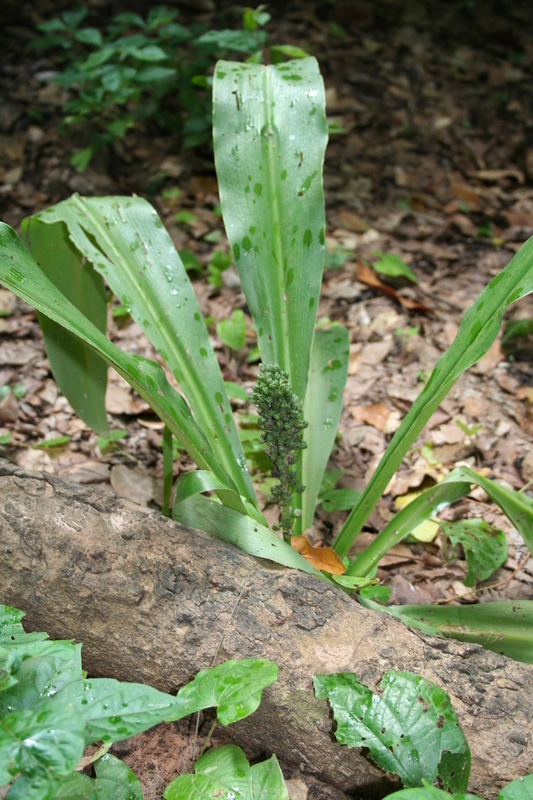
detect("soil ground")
(1, 1), (533, 797)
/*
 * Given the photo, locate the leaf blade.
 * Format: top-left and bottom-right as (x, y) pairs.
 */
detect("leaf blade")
(22, 218), (108, 434)
(0, 223), (240, 496)
(213, 58), (328, 402)
(335, 235), (533, 557)
(314, 671), (470, 792)
(28, 196), (255, 505)
(300, 324), (349, 531)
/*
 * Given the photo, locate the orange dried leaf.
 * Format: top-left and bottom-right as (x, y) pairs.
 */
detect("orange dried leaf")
(291, 536), (346, 575)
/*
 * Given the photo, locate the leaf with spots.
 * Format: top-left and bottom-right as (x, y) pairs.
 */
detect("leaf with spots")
(0, 223), (247, 509)
(172, 659), (278, 726)
(164, 745), (289, 800)
(22, 196), (255, 507)
(314, 670), (470, 792)
(213, 58), (328, 403)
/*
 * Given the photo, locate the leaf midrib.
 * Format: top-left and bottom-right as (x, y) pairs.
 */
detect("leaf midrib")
(69, 196), (255, 504)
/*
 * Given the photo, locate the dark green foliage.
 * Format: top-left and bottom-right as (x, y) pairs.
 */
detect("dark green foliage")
(32, 5), (301, 170)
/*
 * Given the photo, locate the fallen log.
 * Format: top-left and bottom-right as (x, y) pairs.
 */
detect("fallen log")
(1, 458), (531, 799)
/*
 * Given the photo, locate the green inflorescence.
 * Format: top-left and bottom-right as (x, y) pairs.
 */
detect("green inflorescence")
(251, 364), (308, 540)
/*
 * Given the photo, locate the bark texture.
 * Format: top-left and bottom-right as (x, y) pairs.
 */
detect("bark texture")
(0, 458), (531, 798)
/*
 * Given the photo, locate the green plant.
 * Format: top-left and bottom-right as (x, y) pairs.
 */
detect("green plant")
(6, 602), (532, 800)
(32, 5), (307, 170)
(0, 604), (277, 799)
(1, 57), (533, 658)
(314, 670), (470, 792)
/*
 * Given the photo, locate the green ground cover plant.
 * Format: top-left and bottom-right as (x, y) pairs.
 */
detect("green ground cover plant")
(0, 604), (277, 799)
(2, 604), (532, 800)
(1, 57), (533, 658)
(32, 5), (306, 170)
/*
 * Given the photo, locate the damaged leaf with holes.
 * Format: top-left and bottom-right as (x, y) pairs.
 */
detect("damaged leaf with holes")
(314, 670), (470, 793)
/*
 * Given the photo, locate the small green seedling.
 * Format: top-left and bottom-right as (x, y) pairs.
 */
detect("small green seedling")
(32, 435), (71, 449)
(217, 309), (247, 351)
(97, 428), (128, 452)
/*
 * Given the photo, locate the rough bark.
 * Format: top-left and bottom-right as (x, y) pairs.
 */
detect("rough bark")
(0, 458), (531, 798)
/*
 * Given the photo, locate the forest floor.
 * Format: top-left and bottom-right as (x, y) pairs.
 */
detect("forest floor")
(1, 1), (533, 797)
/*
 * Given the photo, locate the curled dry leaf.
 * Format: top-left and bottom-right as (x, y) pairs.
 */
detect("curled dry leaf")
(356, 259), (432, 314)
(291, 536), (346, 575)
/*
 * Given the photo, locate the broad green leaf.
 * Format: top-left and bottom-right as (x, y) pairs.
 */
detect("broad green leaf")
(270, 44), (309, 59)
(0, 223), (243, 502)
(172, 492), (326, 577)
(0, 607), (47, 656)
(299, 325), (349, 532)
(25, 754), (143, 800)
(214, 58), (328, 402)
(196, 29), (263, 53)
(314, 671), (470, 792)
(500, 774), (533, 800)
(217, 309), (247, 351)
(172, 469), (256, 519)
(59, 677), (189, 744)
(165, 773), (232, 800)
(6, 773), (87, 800)
(173, 659), (278, 726)
(372, 253), (418, 285)
(21, 219), (108, 434)
(386, 783), (482, 800)
(347, 466), (532, 577)
(164, 745), (289, 800)
(93, 753), (144, 800)
(391, 601), (533, 664)
(0, 642), (82, 716)
(48, 772), (97, 799)
(0, 704), (85, 786)
(127, 44), (167, 61)
(224, 381), (250, 401)
(335, 235), (533, 558)
(23, 196), (256, 506)
(440, 518), (508, 586)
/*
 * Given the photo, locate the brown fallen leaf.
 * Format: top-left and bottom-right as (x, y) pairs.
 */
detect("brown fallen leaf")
(516, 386), (533, 403)
(349, 402), (391, 431)
(339, 209), (369, 233)
(356, 260), (432, 314)
(450, 182), (482, 210)
(450, 213), (477, 237)
(291, 536), (346, 575)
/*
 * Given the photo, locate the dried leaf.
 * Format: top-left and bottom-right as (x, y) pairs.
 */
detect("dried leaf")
(356, 260), (431, 314)
(339, 209), (369, 233)
(349, 402), (391, 431)
(291, 536), (346, 575)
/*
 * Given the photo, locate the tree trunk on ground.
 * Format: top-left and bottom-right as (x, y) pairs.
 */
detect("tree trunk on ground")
(1, 458), (531, 799)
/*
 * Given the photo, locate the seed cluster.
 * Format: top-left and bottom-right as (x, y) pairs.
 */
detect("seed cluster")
(251, 364), (308, 539)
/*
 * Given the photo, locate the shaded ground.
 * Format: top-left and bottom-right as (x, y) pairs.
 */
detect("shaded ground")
(1, 1), (533, 796)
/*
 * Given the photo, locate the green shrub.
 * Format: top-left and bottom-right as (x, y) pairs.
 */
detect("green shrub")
(32, 4), (306, 170)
